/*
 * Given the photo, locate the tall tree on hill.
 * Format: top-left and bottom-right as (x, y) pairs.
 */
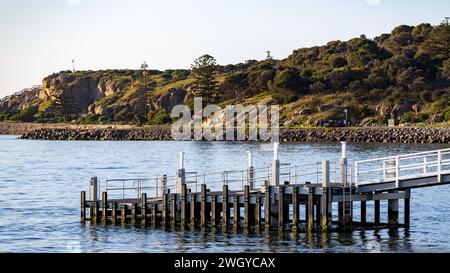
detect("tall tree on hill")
(133, 62), (150, 126)
(54, 90), (79, 122)
(191, 54), (219, 103)
(420, 19), (450, 61)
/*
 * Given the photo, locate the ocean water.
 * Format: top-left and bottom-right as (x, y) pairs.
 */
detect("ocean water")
(0, 135), (449, 253)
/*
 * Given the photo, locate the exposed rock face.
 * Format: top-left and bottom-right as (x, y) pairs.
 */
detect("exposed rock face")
(40, 74), (125, 114)
(158, 88), (187, 112)
(0, 86), (40, 112)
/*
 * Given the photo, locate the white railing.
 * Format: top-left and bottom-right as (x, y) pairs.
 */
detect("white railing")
(100, 160), (340, 199)
(355, 148), (450, 187)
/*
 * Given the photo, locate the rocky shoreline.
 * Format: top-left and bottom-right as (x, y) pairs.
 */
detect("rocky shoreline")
(8, 124), (449, 143)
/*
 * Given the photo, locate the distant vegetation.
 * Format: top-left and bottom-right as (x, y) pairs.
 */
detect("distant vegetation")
(1, 22), (450, 127)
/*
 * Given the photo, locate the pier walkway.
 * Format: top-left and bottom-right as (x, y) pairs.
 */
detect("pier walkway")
(80, 144), (450, 232)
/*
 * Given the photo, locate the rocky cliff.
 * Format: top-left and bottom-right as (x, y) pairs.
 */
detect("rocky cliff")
(0, 86), (40, 112)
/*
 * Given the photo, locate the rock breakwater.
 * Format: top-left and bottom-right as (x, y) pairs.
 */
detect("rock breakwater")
(18, 126), (450, 143)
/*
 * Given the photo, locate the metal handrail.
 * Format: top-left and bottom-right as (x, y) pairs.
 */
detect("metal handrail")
(99, 158), (343, 199)
(355, 148), (450, 187)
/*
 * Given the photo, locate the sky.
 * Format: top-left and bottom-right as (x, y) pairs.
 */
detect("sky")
(0, 0), (449, 97)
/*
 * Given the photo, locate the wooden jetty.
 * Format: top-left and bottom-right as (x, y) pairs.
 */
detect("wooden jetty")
(80, 143), (450, 233)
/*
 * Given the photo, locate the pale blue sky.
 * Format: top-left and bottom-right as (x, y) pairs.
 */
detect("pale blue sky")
(0, 0), (449, 97)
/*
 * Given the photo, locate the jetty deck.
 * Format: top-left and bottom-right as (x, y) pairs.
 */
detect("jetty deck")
(80, 144), (450, 232)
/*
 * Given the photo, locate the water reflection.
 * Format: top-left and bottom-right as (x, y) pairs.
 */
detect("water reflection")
(1, 135), (450, 252)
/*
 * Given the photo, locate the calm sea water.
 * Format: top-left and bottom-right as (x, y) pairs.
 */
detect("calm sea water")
(0, 135), (449, 253)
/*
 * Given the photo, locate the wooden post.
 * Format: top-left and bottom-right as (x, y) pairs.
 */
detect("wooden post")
(151, 203), (157, 226)
(255, 192), (261, 232)
(190, 193), (197, 227)
(321, 160), (331, 231)
(278, 186), (285, 231)
(111, 202), (117, 225)
(121, 204), (127, 225)
(222, 185), (229, 230)
(244, 185), (250, 230)
(102, 192), (108, 225)
(131, 203), (137, 225)
(292, 187), (299, 231)
(181, 184), (187, 226)
(170, 194), (177, 226)
(162, 192), (168, 226)
(321, 187), (331, 231)
(264, 186), (272, 231)
(345, 201), (353, 230)
(141, 193), (147, 226)
(338, 202), (344, 225)
(89, 201), (94, 223)
(200, 184), (207, 227)
(388, 194), (399, 226)
(315, 198), (321, 225)
(404, 189), (411, 229)
(307, 187), (314, 231)
(233, 195), (240, 230)
(93, 201), (99, 224)
(374, 200), (380, 225)
(81, 191), (86, 223)
(211, 195), (218, 228)
(361, 201), (367, 226)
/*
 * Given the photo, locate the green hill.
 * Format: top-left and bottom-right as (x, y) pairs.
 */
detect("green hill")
(1, 23), (449, 126)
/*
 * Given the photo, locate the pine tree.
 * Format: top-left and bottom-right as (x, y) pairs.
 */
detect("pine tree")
(54, 90), (79, 122)
(133, 86), (148, 126)
(191, 55), (219, 103)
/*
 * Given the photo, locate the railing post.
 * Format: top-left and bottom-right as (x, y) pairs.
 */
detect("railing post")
(438, 151), (442, 183)
(177, 152), (186, 194)
(423, 156), (428, 174)
(322, 160), (330, 187)
(90, 177), (98, 202)
(340, 142), (348, 186)
(271, 143), (280, 186)
(395, 156), (400, 188)
(387, 159), (399, 226)
(247, 151), (255, 190)
(160, 175), (167, 198)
